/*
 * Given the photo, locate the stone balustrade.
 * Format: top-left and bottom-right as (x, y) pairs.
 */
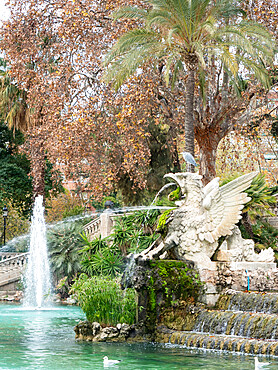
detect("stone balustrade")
(83, 216), (102, 240)
(83, 211), (132, 241)
(0, 252), (28, 294)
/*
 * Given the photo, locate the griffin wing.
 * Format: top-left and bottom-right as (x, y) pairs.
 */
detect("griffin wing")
(198, 172), (258, 243)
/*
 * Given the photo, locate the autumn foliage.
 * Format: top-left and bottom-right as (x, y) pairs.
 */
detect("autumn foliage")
(0, 0), (277, 202)
(0, 0), (185, 202)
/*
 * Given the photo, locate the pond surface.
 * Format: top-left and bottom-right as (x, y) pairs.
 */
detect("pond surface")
(0, 303), (277, 369)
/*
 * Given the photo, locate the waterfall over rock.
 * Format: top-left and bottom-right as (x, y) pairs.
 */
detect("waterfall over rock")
(156, 290), (278, 355)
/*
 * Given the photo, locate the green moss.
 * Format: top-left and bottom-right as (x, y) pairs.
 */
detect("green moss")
(156, 209), (175, 238)
(136, 260), (204, 333)
(168, 186), (181, 202)
(149, 260), (203, 305)
(148, 276), (156, 312)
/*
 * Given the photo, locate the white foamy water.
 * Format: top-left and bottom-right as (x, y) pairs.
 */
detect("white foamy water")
(23, 195), (52, 308)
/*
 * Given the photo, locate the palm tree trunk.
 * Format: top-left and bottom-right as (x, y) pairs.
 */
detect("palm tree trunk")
(185, 68), (196, 172)
(195, 125), (223, 185)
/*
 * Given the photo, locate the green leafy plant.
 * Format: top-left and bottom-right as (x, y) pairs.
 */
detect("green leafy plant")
(244, 174), (276, 219)
(79, 234), (123, 277)
(221, 173), (277, 250)
(47, 222), (84, 296)
(238, 174), (276, 239)
(81, 247), (124, 277)
(70, 274), (136, 326)
(79, 233), (109, 256)
(110, 210), (161, 254)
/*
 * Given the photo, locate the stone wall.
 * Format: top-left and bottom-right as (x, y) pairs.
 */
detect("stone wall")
(74, 258), (278, 350)
(198, 261), (278, 306)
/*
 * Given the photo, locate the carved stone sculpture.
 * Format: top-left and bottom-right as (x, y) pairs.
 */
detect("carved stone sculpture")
(138, 172), (274, 265)
(216, 226), (274, 263)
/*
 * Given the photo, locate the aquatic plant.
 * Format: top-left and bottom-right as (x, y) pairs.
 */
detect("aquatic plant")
(71, 274), (136, 326)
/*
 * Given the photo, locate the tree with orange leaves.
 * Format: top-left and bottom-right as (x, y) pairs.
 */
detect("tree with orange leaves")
(1, 0), (183, 202)
(0, 0), (276, 205)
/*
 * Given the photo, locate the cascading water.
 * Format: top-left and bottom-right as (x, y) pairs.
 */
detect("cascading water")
(23, 195), (52, 308)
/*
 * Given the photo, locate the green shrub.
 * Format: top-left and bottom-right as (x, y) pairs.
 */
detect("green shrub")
(71, 274), (136, 326)
(81, 247), (124, 277)
(47, 222), (83, 296)
(110, 210), (161, 254)
(79, 234), (124, 277)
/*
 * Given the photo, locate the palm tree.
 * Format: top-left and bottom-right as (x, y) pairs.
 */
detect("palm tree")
(0, 58), (46, 198)
(0, 58), (30, 131)
(47, 222), (83, 294)
(103, 0), (274, 173)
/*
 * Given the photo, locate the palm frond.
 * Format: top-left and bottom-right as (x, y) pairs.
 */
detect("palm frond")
(103, 0), (275, 95)
(113, 6), (147, 21)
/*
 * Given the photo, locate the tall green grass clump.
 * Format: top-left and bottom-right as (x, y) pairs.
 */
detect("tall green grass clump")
(71, 273), (136, 326)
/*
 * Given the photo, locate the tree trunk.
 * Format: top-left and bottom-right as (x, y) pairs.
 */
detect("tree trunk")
(241, 212), (255, 239)
(195, 125), (223, 185)
(30, 136), (45, 199)
(184, 68), (196, 172)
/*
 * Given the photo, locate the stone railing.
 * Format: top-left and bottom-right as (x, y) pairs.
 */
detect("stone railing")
(83, 211), (132, 241)
(0, 252), (28, 291)
(83, 216), (102, 240)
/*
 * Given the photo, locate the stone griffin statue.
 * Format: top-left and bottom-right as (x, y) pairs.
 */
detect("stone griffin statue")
(138, 172), (274, 266)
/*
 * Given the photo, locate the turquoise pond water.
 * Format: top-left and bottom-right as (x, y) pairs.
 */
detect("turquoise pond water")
(0, 303), (277, 370)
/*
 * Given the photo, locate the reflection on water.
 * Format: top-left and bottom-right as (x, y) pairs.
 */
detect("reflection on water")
(0, 304), (277, 369)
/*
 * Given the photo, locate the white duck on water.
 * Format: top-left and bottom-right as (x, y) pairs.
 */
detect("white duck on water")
(103, 356), (121, 366)
(255, 356), (271, 369)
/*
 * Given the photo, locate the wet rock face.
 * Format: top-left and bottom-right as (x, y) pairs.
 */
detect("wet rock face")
(121, 258), (151, 290)
(74, 321), (133, 342)
(156, 290), (278, 356)
(74, 321), (152, 343)
(122, 258), (203, 334)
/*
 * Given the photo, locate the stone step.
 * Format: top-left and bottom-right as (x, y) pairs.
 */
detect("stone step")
(216, 290), (278, 314)
(156, 327), (278, 355)
(191, 309), (278, 339)
(0, 275), (21, 288)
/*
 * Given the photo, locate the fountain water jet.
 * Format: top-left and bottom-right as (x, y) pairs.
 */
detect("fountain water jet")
(23, 195), (52, 308)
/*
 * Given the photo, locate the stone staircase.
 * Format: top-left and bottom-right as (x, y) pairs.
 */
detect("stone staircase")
(0, 252), (28, 298)
(157, 290), (278, 355)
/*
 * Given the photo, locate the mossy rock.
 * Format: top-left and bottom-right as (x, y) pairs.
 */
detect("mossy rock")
(156, 209), (175, 238)
(135, 259), (203, 333)
(168, 186), (181, 202)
